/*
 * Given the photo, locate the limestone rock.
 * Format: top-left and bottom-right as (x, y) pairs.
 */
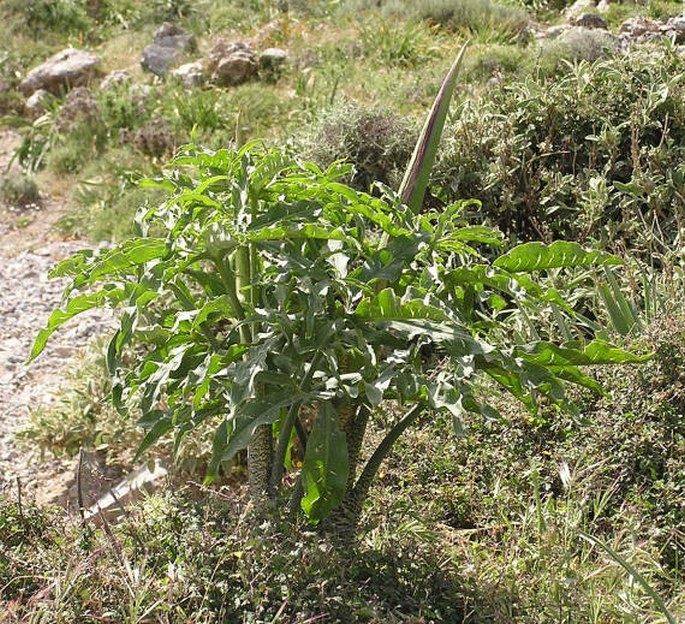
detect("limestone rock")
(25, 89), (52, 118)
(663, 15), (685, 43)
(259, 47), (288, 69)
(100, 70), (131, 91)
(619, 16), (661, 38)
(564, 0), (596, 19)
(572, 13), (608, 29)
(141, 23), (196, 77)
(207, 40), (258, 87)
(19, 48), (101, 96)
(55, 87), (98, 132)
(171, 61), (205, 89)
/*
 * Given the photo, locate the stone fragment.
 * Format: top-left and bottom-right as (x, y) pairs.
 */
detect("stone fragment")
(170, 61), (205, 89)
(141, 22), (196, 77)
(54, 86), (98, 132)
(207, 40), (258, 87)
(25, 89), (52, 118)
(259, 47), (288, 69)
(564, 0), (596, 19)
(19, 48), (101, 96)
(662, 15), (685, 43)
(572, 13), (608, 29)
(619, 16), (661, 38)
(100, 70), (131, 91)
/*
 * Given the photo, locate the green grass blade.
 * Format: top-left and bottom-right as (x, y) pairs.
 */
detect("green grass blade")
(398, 42), (468, 214)
(579, 531), (677, 624)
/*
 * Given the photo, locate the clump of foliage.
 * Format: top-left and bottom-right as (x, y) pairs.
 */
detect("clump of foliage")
(0, 171), (40, 206)
(6, 313), (685, 622)
(0, 489), (467, 622)
(434, 42), (685, 258)
(32, 138), (644, 538)
(346, 0), (530, 42)
(296, 99), (418, 191)
(0, 497), (57, 604)
(540, 26), (620, 65)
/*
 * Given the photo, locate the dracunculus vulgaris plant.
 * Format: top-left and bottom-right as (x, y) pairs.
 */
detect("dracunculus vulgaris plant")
(32, 45), (645, 536)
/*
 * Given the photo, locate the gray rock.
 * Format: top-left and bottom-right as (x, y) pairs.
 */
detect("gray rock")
(207, 41), (258, 86)
(154, 21), (186, 41)
(596, 0), (610, 13)
(214, 53), (257, 86)
(665, 15), (685, 32)
(141, 23), (196, 77)
(100, 70), (131, 91)
(25, 89), (52, 118)
(19, 48), (101, 96)
(55, 86), (98, 132)
(564, 0), (596, 19)
(259, 47), (288, 68)
(619, 16), (661, 38)
(259, 47), (288, 81)
(572, 13), (608, 29)
(141, 44), (180, 77)
(170, 61), (205, 89)
(663, 15), (685, 43)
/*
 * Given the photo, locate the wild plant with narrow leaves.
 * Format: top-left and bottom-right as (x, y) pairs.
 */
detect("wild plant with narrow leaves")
(32, 47), (645, 537)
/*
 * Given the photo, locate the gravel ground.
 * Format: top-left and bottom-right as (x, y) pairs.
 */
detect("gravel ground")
(0, 131), (114, 504)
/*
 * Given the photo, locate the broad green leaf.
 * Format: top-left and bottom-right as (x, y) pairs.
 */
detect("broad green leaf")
(515, 340), (647, 367)
(355, 288), (452, 324)
(301, 401), (349, 523)
(30, 289), (126, 361)
(88, 238), (168, 281)
(398, 43), (468, 213)
(583, 340), (651, 364)
(494, 241), (622, 272)
(134, 414), (174, 461)
(221, 391), (297, 461)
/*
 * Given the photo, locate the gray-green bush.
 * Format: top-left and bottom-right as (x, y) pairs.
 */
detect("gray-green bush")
(434, 42), (685, 259)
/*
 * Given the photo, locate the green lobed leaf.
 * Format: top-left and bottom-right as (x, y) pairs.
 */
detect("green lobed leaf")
(30, 289), (127, 361)
(516, 340), (648, 367)
(494, 241), (622, 273)
(301, 401), (350, 523)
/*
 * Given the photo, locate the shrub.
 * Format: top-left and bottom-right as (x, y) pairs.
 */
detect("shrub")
(0, 171), (40, 206)
(540, 26), (620, 65)
(2, 0), (91, 37)
(345, 0), (530, 42)
(296, 99), (418, 191)
(434, 42), (685, 257)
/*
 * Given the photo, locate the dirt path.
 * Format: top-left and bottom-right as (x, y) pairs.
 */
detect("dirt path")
(0, 129), (114, 506)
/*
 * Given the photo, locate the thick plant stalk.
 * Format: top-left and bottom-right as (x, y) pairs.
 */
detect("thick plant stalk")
(342, 405), (370, 488)
(248, 425), (273, 506)
(232, 240), (273, 505)
(327, 403), (426, 538)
